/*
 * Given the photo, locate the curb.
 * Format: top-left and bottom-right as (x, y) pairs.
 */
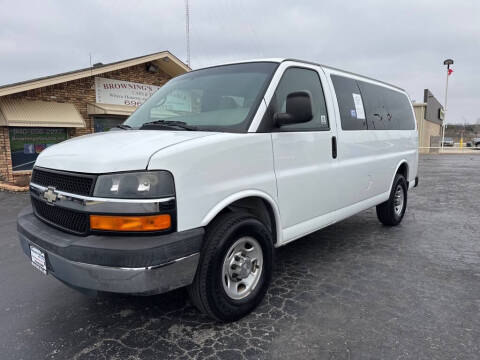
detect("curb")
(0, 183), (29, 192)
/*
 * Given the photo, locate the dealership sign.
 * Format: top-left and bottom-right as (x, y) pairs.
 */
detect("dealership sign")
(95, 77), (161, 107)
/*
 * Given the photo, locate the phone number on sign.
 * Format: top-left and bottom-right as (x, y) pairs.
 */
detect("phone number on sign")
(124, 100), (144, 107)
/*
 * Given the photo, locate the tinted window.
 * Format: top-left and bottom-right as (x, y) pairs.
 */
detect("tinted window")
(331, 75), (367, 130)
(359, 81), (414, 130)
(264, 67), (329, 131)
(383, 88), (415, 130)
(358, 82), (388, 130)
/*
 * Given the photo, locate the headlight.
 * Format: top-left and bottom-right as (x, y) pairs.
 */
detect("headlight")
(93, 171), (175, 199)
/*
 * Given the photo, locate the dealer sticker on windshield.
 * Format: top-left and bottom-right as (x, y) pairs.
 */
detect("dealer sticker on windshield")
(30, 246), (47, 275)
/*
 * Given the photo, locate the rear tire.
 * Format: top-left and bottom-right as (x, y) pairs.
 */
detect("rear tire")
(376, 174), (407, 226)
(188, 212), (273, 322)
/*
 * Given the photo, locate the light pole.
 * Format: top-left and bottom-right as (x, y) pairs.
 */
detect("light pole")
(441, 59), (454, 150)
(185, 0), (191, 68)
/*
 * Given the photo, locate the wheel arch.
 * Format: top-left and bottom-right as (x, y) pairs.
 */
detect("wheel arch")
(200, 190), (282, 245)
(390, 160), (409, 189)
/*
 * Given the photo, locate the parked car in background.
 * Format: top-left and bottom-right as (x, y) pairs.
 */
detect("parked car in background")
(17, 59), (419, 321)
(473, 138), (480, 149)
(441, 137), (454, 147)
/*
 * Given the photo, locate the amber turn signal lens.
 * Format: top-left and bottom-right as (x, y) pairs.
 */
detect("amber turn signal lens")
(90, 214), (171, 232)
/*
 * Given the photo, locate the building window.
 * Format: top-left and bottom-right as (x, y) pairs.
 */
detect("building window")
(9, 127), (68, 171)
(94, 116), (126, 132)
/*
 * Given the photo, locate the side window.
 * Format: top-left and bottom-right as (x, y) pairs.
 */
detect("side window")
(331, 75), (367, 130)
(269, 67), (329, 131)
(384, 89), (415, 130)
(358, 81), (388, 130)
(358, 81), (415, 130)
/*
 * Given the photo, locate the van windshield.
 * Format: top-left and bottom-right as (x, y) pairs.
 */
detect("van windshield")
(124, 62), (278, 132)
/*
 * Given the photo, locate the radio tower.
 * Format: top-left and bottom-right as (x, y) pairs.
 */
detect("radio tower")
(185, 0), (191, 68)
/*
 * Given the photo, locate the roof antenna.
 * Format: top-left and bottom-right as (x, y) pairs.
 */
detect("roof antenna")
(185, 0), (191, 68)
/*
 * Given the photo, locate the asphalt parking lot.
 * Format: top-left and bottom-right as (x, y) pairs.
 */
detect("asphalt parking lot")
(1, 154), (479, 360)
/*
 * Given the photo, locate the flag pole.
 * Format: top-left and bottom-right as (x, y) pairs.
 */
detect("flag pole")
(185, 0), (191, 68)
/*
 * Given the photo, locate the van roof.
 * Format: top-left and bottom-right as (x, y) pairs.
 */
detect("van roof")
(208, 58), (405, 92)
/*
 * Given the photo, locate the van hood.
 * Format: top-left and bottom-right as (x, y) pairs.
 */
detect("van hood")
(35, 130), (216, 173)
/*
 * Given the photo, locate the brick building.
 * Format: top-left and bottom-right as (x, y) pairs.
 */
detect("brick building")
(0, 51), (189, 185)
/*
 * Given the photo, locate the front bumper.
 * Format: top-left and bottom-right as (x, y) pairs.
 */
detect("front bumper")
(18, 206), (204, 295)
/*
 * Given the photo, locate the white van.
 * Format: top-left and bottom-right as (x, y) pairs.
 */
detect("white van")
(18, 59), (418, 321)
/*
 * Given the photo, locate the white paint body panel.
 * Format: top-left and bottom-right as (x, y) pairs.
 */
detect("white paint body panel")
(34, 59), (418, 248)
(35, 130), (215, 173)
(267, 62), (340, 232)
(323, 67), (418, 206)
(147, 133), (280, 239)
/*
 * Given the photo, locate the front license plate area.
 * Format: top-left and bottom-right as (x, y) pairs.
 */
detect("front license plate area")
(30, 246), (47, 275)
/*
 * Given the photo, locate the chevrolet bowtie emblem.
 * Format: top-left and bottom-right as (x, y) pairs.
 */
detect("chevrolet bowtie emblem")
(43, 187), (59, 204)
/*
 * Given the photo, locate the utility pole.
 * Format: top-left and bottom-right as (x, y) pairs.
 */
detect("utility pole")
(185, 0), (191, 68)
(441, 59), (454, 150)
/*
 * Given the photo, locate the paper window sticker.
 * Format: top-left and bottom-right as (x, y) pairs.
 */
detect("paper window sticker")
(352, 93), (366, 119)
(321, 115), (327, 125)
(350, 109), (357, 118)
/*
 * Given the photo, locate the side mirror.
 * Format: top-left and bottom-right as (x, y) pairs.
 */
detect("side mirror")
(274, 91), (313, 127)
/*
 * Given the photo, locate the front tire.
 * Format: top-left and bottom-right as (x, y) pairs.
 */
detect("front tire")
(376, 174), (408, 226)
(188, 212), (273, 322)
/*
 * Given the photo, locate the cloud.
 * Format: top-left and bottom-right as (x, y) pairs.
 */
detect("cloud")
(0, 0), (478, 123)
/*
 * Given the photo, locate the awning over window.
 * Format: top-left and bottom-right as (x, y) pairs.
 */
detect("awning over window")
(87, 103), (136, 116)
(0, 98), (85, 127)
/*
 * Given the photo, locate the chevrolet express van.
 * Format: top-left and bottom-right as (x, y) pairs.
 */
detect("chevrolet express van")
(18, 59), (418, 321)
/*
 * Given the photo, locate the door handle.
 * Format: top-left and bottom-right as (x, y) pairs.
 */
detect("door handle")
(331, 136), (337, 159)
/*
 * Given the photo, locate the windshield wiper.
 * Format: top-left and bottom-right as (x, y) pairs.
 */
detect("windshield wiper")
(140, 120), (198, 131)
(110, 124), (132, 130)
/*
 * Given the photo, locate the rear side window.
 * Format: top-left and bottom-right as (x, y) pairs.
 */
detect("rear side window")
(357, 82), (388, 130)
(330, 75), (367, 130)
(332, 75), (415, 131)
(359, 81), (415, 130)
(383, 88), (415, 130)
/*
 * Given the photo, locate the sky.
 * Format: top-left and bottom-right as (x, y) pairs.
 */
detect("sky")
(0, 0), (479, 124)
